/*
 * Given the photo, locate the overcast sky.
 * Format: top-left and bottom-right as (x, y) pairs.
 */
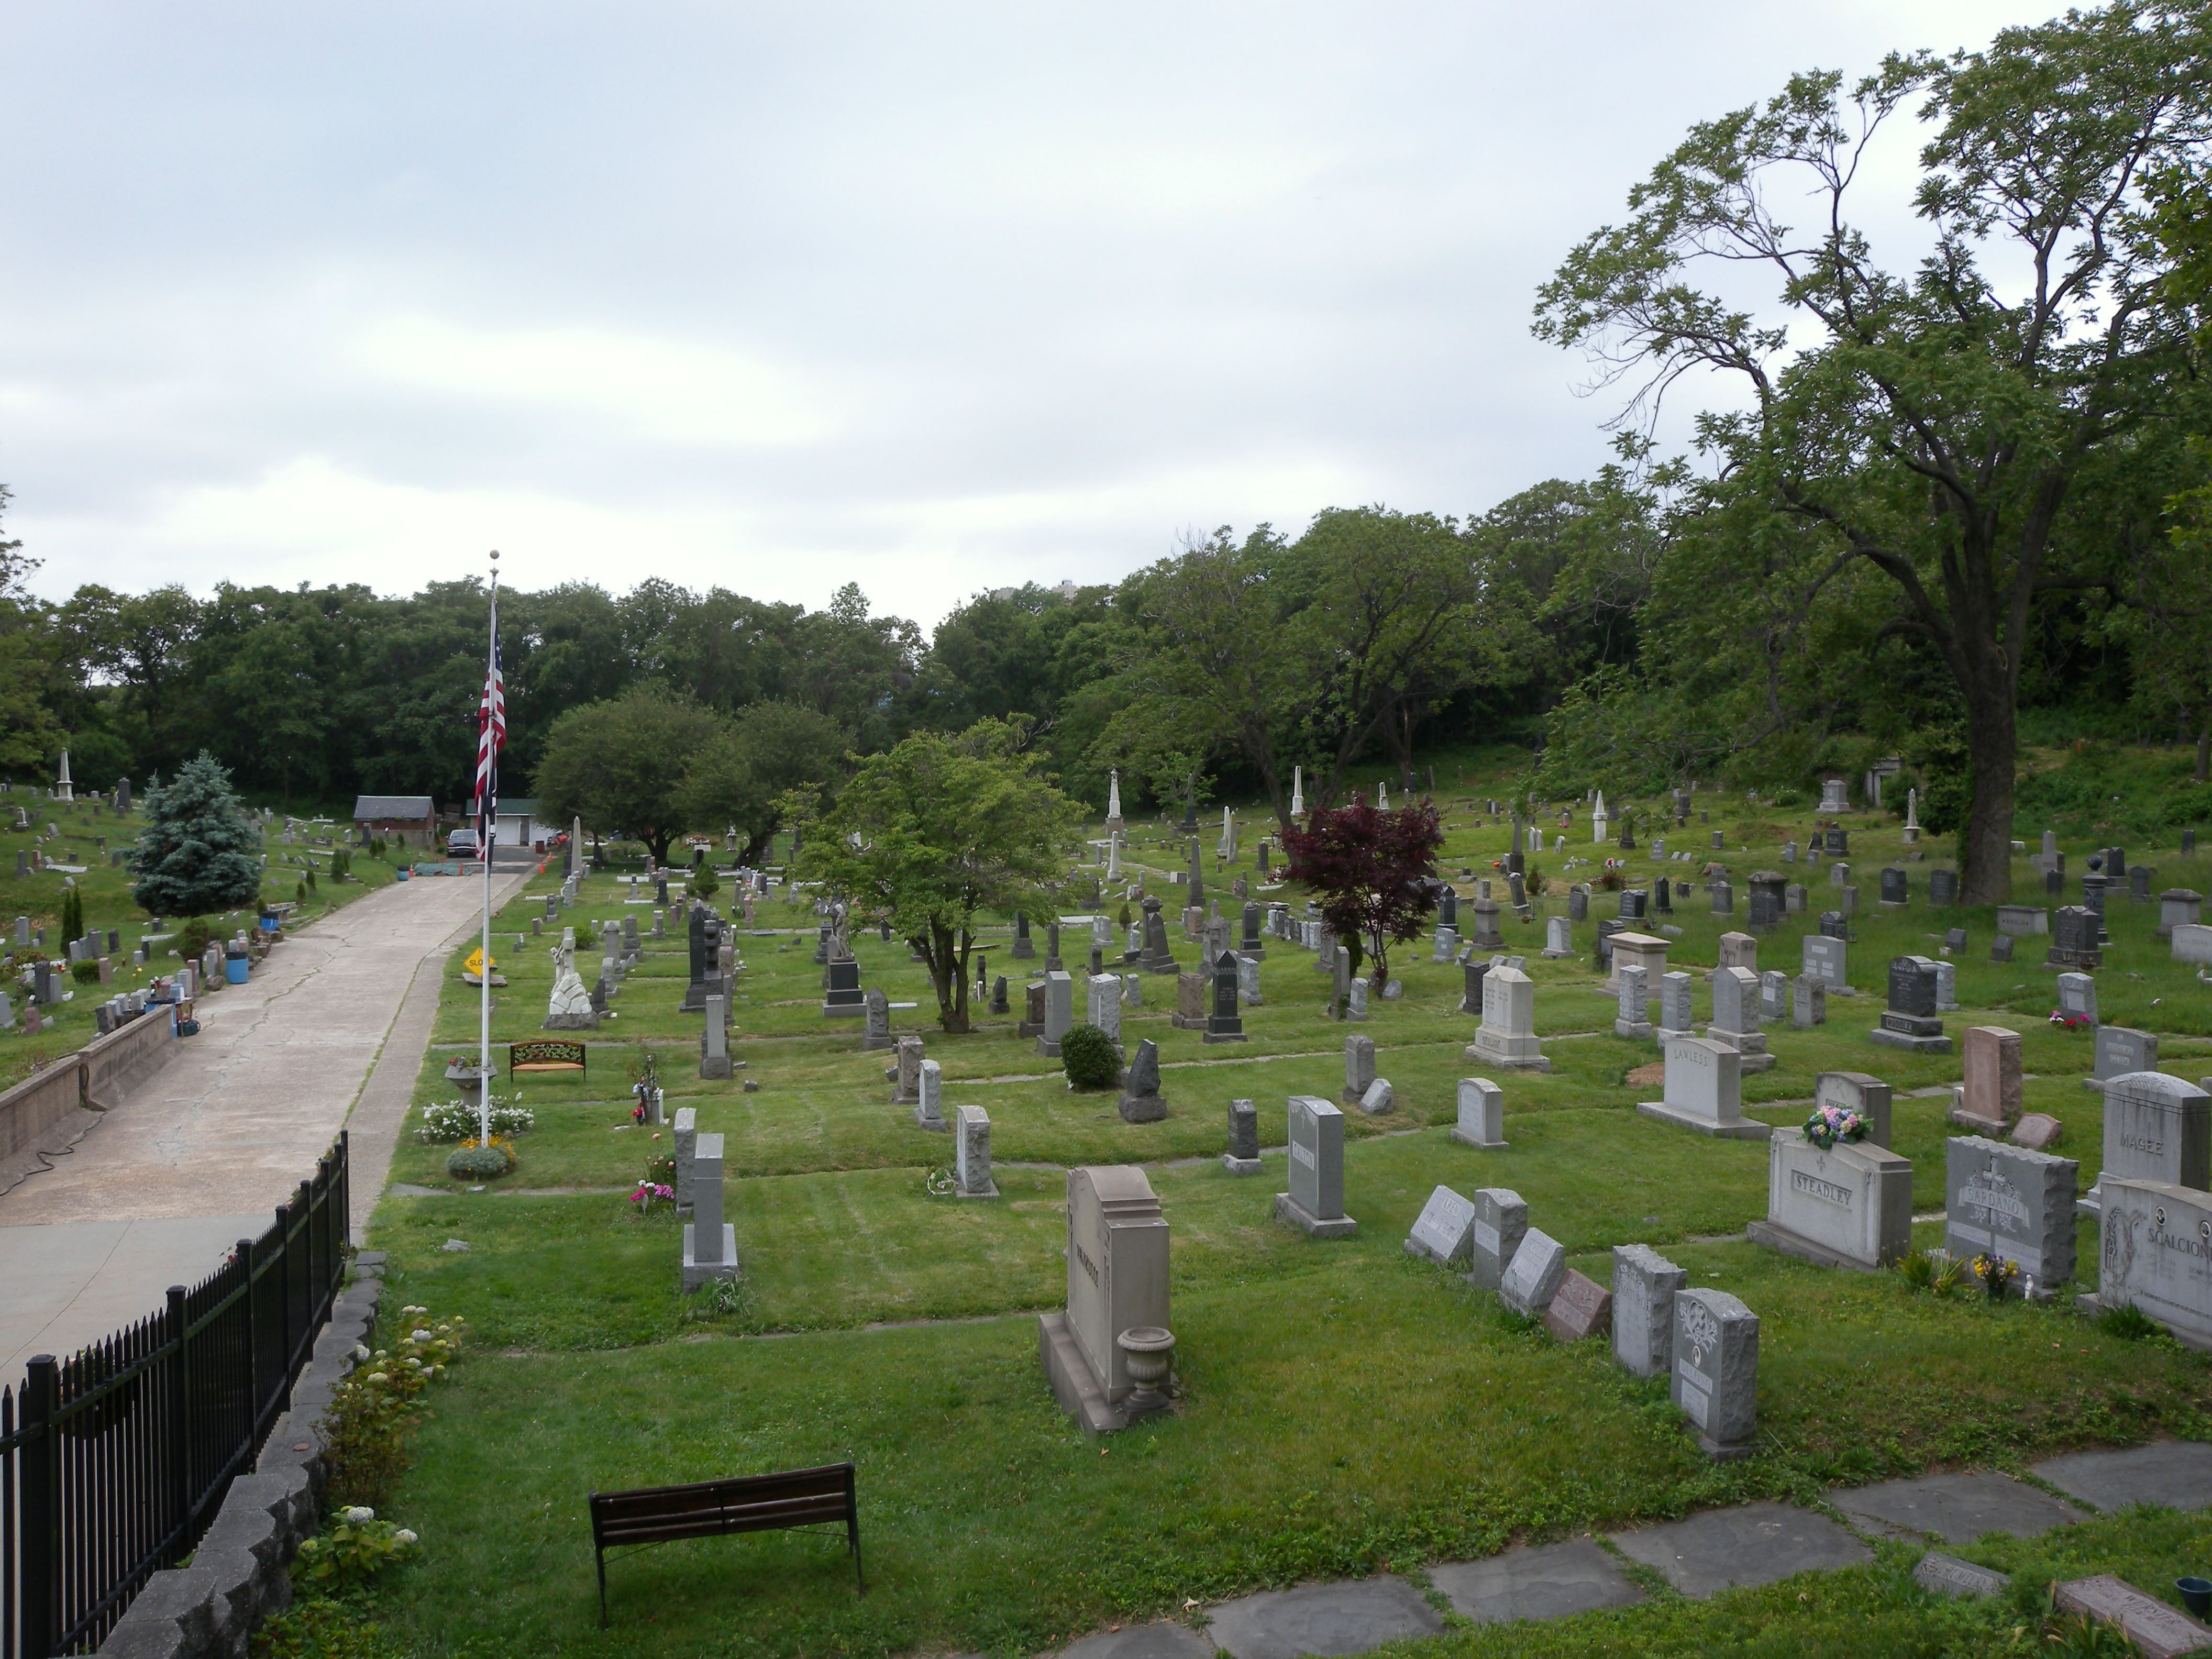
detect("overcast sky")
(1, 1), (2060, 631)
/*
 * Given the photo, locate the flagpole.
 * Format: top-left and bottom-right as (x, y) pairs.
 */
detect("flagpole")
(479, 551), (499, 1148)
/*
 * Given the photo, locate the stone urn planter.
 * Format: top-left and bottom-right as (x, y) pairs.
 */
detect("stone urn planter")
(1115, 1326), (1176, 1418)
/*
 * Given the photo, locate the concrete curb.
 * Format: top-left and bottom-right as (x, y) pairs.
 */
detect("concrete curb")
(95, 1254), (388, 1659)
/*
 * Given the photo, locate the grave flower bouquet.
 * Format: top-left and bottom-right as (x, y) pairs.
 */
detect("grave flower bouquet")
(1801, 1102), (1869, 1150)
(2048, 1010), (2092, 1029)
(628, 1179), (675, 1215)
(1971, 1253), (2019, 1301)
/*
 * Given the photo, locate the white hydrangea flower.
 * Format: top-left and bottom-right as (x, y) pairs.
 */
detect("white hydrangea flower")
(367, 1372), (389, 1384)
(394, 1529), (418, 1546)
(411, 1329), (432, 1341)
(344, 1506), (374, 1524)
(353, 1344), (371, 1362)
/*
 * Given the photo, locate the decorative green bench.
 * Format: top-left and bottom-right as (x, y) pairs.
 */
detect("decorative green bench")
(508, 1039), (587, 1077)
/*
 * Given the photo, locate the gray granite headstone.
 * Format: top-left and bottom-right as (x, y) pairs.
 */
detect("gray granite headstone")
(1406, 1186), (1479, 1267)
(2083, 1070), (2209, 1216)
(2096, 1178), (2212, 1350)
(1277, 1096), (1355, 1237)
(1223, 1098), (1260, 1174)
(1452, 1077), (1506, 1148)
(1672, 1288), (1757, 1457)
(1944, 1138), (2078, 1285)
(2087, 1025), (2157, 1087)
(1499, 1227), (1566, 1318)
(1468, 1188), (1527, 1291)
(1612, 1244), (1688, 1378)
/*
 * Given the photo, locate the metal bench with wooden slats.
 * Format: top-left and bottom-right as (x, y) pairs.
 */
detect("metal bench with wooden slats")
(588, 1462), (862, 1624)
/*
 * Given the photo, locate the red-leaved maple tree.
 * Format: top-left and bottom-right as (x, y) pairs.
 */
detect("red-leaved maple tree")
(1280, 797), (1444, 992)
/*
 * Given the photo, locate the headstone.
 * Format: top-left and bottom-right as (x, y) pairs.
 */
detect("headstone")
(1204, 950), (1246, 1043)
(1609, 931), (1669, 995)
(915, 1059), (945, 1130)
(2050, 1576), (2212, 1659)
(1012, 911), (1035, 959)
(2175, 923), (2212, 966)
(990, 974), (1009, 1014)
(1636, 1037), (1763, 1139)
(1405, 1186), (1478, 1267)
(1459, 957), (1489, 1017)
(2055, 970), (2097, 1026)
(861, 988), (893, 1050)
(1118, 1038), (1167, 1123)
(1704, 966), (1773, 1071)
(1045, 921), (1063, 971)
(1087, 972), (1124, 1048)
(1949, 1025), (2023, 1135)
(1930, 868), (1958, 907)
(1467, 1188), (1527, 1291)
(2048, 905), (2100, 969)
(1990, 934), (2016, 965)
(952, 1105), (997, 1198)
(1871, 957), (1950, 1054)
(681, 1133), (739, 1291)
(2093, 1181), (2212, 1356)
(1945, 1137), (2078, 1286)
(1672, 1289), (1758, 1458)
(1996, 903), (2049, 937)
(700, 996), (732, 1079)
(1798, 1073), (1889, 1151)
(1611, 1245), (1688, 1378)
(1039, 1166), (1170, 1433)
(1656, 971), (1696, 1041)
(1236, 955), (1261, 1006)
(2081, 1071), (2210, 1217)
(1223, 1098), (1260, 1174)
(1277, 1096), (1356, 1237)
(1749, 1127), (1913, 1270)
(1878, 867), (1908, 908)
(1499, 1227), (1566, 1318)
(1758, 970), (1788, 1023)
(1037, 970), (1074, 1056)
(1342, 1034), (1376, 1105)
(1613, 964), (1653, 1041)
(1541, 916), (1572, 959)
(1469, 966), (1549, 1071)
(1543, 1270), (1612, 1342)
(1568, 888), (1588, 923)
(2087, 1024), (2156, 1089)
(1709, 880), (1732, 914)
(1173, 970), (1207, 1031)
(1452, 1077), (1506, 1149)
(893, 1034), (924, 1103)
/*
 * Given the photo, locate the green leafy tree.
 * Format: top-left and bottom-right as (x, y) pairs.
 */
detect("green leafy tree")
(130, 753), (264, 917)
(1536, 1), (2212, 901)
(61, 883), (83, 946)
(790, 719), (1081, 1033)
(533, 687), (725, 866)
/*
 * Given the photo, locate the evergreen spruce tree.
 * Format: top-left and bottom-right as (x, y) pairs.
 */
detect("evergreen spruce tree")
(130, 753), (264, 918)
(60, 884), (83, 946)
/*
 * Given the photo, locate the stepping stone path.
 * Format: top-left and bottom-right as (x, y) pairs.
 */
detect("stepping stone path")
(1610, 1502), (1872, 1596)
(1014, 1440), (2212, 1657)
(1827, 1470), (2082, 1541)
(1204, 1577), (1443, 1659)
(1428, 1539), (1644, 1624)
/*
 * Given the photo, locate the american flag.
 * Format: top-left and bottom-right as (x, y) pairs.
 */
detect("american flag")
(473, 601), (505, 859)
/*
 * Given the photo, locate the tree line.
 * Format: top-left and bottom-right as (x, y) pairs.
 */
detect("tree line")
(6, 0), (2207, 905)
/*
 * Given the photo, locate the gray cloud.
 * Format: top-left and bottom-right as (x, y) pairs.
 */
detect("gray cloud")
(1, 0), (2053, 625)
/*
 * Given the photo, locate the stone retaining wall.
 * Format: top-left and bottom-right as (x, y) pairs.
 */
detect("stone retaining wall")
(96, 1254), (386, 1659)
(0, 1003), (181, 1198)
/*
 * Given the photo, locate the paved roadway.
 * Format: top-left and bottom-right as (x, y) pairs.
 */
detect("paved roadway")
(0, 864), (531, 1380)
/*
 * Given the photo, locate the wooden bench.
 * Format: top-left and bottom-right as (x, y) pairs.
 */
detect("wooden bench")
(588, 1462), (862, 1624)
(508, 1039), (587, 1078)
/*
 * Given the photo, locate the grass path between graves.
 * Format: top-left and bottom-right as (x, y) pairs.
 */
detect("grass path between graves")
(306, 806), (2212, 1659)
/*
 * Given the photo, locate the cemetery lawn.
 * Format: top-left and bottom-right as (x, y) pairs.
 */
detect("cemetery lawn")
(348, 809), (2212, 1658)
(0, 795), (400, 1086)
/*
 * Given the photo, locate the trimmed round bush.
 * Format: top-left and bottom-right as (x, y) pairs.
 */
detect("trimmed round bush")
(1059, 1023), (1120, 1090)
(445, 1146), (512, 1181)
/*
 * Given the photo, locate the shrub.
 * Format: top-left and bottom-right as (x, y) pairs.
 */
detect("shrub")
(306, 869), (319, 893)
(295, 880), (307, 904)
(290, 1509), (420, 1591)
(71, 959), (101, 985)
(691, 866), (720, 902)
(174, 916), (214, 961)
(444, 1145), (512, 1180)
(322, 1307), (464, 1509)
(1895, 1249), (1934, 1291)
(415, 1098), (534, 1143)
(1060, 1023), (1120, 1089)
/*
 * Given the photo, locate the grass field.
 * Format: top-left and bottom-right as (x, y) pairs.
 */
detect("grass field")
(312, 778), (2212, 1658)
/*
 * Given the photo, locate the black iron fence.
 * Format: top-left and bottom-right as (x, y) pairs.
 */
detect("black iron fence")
(1, 1132), (350, 1658)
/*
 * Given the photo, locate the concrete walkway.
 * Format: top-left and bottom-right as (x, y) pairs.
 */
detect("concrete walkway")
(0, 869), (528, 1379)
(1033, 1442), (2212, 1658)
